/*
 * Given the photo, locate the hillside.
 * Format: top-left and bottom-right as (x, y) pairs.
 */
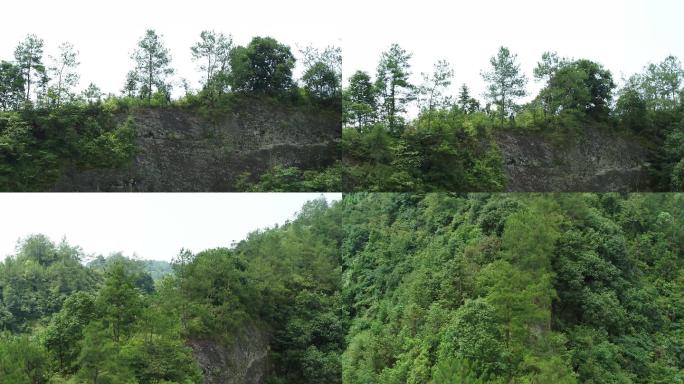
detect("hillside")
(340, 193), (684, 383)
(0, 198), (344, 384)
(2, 195), (683, 383)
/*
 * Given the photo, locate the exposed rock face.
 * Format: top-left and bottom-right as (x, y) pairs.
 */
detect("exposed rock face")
(494, 127), (654, 191)
(188, 325), (270, 384)
(52, 100), (340, 191)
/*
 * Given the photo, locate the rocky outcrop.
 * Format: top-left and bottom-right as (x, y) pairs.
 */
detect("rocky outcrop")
(188, 324), (271, 384)
(52, 99), (340, 191)
(494, 127), (654, 191)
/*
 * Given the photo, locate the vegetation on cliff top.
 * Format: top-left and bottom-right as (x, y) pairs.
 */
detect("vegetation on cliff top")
(0, 31), (341, 191)
(342, 45), (684, 191)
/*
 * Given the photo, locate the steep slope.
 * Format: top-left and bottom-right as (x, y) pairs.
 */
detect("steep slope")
(495, 127), (653, 191)
(340, 193), (684, 383)
(52, 99), (340, 191)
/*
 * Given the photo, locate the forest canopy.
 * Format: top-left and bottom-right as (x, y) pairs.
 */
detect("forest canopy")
(340, 193), (684, 383)
(0, 197), (344, 384)
(1, 194), (683, 382)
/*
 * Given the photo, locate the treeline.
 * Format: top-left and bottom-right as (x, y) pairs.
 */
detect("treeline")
(1, 30), (341, 109)
(0, 31), (341, 191)
(0, 197), (344, 383)
(342, 44), (684, 191)
(340, 193), (684, 383)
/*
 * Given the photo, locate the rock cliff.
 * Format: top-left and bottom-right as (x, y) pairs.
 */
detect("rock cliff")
(188, 324), (271, 384)
(494, 127), (654, 191)
(52, 99), (340, 191)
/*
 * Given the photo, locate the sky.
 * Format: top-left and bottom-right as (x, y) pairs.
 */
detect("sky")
(340, 0), (684, 110)
(0, 0), (341, 97)
(0, 193), (341, 262)
(2, 1), (680, 104)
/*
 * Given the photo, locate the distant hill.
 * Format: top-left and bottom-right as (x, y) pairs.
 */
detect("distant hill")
(87, 254), (173, 280)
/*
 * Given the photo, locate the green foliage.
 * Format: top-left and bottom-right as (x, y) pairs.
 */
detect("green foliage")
(343, 49), (683, 191)
(0, 333), (50, 384)
(0, 235), (99, 331)
(375, 44), (414, 133)
(482, 46), (528, 127)
(229, 36), (296, 94)
(0, 61), (25, 110)
(342, 109), (506, 191)
(0, 104), (137, 191)
(130, 29), (174, 102)
(239, 164), (342, 191)
(340, 193), (684, 383)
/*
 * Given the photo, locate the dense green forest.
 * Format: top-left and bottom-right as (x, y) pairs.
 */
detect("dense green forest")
(0, 31), (341, 191)
(2, 195), (683, 382)
(0, 198), (344, 383)
(341, 45), (684, 191)
(340, 193), (684, 383)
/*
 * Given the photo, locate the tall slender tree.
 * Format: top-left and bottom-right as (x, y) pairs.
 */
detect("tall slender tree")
(418, 59), (453, 127)
(190, 30), (232, 91)
(14, 34), (45, 102)
(131, 30), (174, 102)
(48, 42), (80, 106)
(375, 44), (414, 133)
(481, 46), (528, 127)
(345, 70), (377, 128)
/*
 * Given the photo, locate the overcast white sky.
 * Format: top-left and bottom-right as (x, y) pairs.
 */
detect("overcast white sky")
(341, 0), (684, 108)
(2, 1), (680, 103)
(0, 193), (341, 262)
(0, 0), (341, 97)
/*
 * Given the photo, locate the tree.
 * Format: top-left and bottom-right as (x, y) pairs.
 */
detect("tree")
(481, 46), (528, 127)
(376, 44), (414, 133)
(345, 70), (377, 128)
(191, 30), (233, 93)
(121, 70), (139, 97)
(533, 51), (566, 84)
(540, 59), (615, 119)
(14, 34), (46, 102)
(0, 61), (24, 111)
(418, 59), (454, 127)
(96, 261), (143, 342)
(300, 46), (342, 100)
(644, 55), (683, 109)
(616, 86), (650, 133)
(458, 84), (480, 114)
(48, 42), (79, 106)
(76, 323), (135, 384)
(229, 36), (295, 94)
(43, 292), (97, 373)
(82, 83), (102, 104)
(0, 334), (50, 384)
(131, 29), (174, 102)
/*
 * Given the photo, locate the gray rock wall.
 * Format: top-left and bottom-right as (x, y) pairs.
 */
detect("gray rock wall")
(494, 127), (653, 191)
(52, 101), (340, 191)
(188, 324), (271, 384)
